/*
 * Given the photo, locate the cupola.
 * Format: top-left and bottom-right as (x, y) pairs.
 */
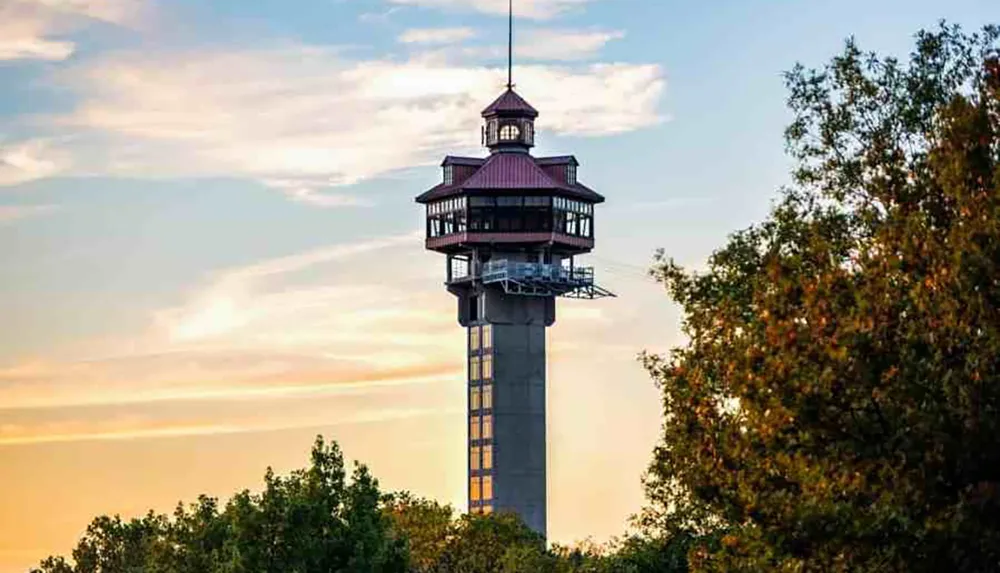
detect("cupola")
(482, 88), (538, 152)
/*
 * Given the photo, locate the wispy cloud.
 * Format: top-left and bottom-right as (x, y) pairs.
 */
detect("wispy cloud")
(398, 27), (477, 45)
(0, 0), (146, 62)
(0, 231), (455, 413)
(517, 28), (625, 61)
(0, 138), (69, 186)
(0, 407), (447, 446)
(390, 0), (593, 20)
(35, 45), (663, 196)
(0, 203), (60, 223)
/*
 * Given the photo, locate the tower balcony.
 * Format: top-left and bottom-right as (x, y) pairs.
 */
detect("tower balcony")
(450, 259), (614, 299)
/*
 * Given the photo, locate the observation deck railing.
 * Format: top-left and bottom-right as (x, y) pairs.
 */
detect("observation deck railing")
(477, 260), (614, 299)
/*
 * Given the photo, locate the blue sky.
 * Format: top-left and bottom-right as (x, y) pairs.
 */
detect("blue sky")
(0, 0), (995, 570)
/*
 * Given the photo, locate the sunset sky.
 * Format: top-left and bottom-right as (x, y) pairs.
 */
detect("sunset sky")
(0, 0), (993, 571)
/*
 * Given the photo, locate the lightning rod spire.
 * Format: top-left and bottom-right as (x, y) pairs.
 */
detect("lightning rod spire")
(507, 0), (514, 89)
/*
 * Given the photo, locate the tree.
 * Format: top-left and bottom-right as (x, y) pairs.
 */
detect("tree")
(434, 513), (549, 573)
(643, 22), (1000, 571)
(383, 493), (454, 572)
(32, 436), (408, 573)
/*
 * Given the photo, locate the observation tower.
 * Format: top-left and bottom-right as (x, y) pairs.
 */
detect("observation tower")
(414, 1), (613, 537)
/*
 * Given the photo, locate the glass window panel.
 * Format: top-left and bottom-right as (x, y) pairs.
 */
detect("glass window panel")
(470, 446), (480, 471)
(471, 387), (481, 411)
(482, 385), (493, 410)
(482, 355), (493, 380)
(469, 356), (480, 381)
(470, 416), (481, 440)
(482, 476), (493, 500)
(483, 415), (493, 440)
(483, 444), (493, 470)
(470, 477), (481, 501)
(470, 327), (480, 352)
(482, 325), (492, 349)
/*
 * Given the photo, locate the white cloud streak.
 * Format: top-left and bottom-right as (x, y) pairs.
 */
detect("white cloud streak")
(0, 138), (69, 186)
(390, 0), (593, 20)
(517, 28), (625, 61)
(0, 0), (145, 62)
(399, 27), (477, 45)
(39, 46), (663, 194)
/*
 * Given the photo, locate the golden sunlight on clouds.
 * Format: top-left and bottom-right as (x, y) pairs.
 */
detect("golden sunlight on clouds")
(0, 228), (676, 570)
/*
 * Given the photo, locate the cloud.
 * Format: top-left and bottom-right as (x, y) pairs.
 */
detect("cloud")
(390, 0), (592, 20)
(398, 27), (477, 45)
(517, 28), (625, 61)
(0, 407), (446, 446)
(41, 46), (663, 194)
(0, 139), (69, 186)
(263, 178), (375, 208)
(0, 0), (146, 62)
(0, 204), (60, 223)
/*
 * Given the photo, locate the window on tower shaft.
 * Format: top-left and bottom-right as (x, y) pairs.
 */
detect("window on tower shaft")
(483, 444), (493, 470)
(482, 476), (493, 500)
(470, 356), (481, 381)
(470, 327), (480, 352)
(470, 446), (481, 471)
(482, 354), (493, 380)
(482, 384), (493, 410)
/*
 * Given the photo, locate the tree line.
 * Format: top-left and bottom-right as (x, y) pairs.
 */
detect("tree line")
(33, 22), (1000, 573)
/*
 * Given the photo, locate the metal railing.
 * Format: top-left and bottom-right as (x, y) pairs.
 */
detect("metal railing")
(481, 260), (595, 285)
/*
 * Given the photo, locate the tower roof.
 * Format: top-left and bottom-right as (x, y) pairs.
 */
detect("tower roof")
(464, 152), (561, 189)
(415, 153), (604, 204)
(481, 88), (539, 118)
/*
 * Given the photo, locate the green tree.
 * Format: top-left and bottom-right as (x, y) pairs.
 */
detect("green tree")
(434, 513), (548, 573)
(383, 493), (454, 572)
(645, 24), (1000, 571)
(643, 23), (1000, 572)
(32, 436), (408, 573)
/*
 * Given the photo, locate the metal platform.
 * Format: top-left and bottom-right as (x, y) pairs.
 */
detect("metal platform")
(480, 260), (615, 299)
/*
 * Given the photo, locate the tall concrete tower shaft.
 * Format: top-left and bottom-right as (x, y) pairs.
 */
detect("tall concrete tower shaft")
(414, 11), (612, 534)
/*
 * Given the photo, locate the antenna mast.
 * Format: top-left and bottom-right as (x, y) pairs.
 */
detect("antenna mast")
(507, 0), (514, 89)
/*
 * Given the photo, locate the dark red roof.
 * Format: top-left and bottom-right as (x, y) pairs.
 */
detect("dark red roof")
(415, 152), (605, 204)
(463, 153), (561, 189)
(534, 156), (578, 166)
(481, 89), (539, 118)
(442, 156), (486, 167)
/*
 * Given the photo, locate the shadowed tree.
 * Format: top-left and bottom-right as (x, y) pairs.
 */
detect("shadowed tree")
(642, 22), (1000, 572)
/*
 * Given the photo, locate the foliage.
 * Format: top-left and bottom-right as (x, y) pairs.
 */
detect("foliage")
(383, 493), (455, 572)
(32, 436), (408, 573)
(643, 22), (1000, 572)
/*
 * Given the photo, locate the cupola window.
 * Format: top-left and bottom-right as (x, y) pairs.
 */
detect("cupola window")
(567, 164), (577, 185)
(499, 124), (521, 141)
